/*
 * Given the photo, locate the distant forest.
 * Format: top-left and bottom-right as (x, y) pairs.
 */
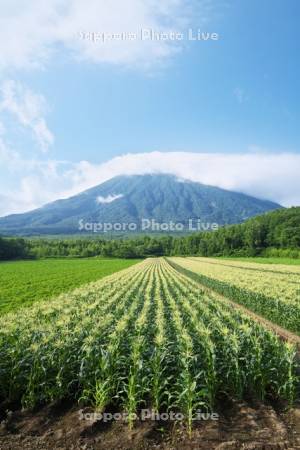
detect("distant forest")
(1, 207), (299, 260)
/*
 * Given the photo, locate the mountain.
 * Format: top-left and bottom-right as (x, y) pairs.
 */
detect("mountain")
(0, 174), (281, 235)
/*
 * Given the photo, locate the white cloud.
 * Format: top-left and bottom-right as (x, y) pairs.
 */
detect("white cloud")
(0, 160), (71, 216)
(0, 80), (54, 152)
(97, 194), (124, 204)
(0, 137), (69, 215)
(63, 152), (300, 207)
(1, 151), (300, 217)
(0, 0), (204, 71)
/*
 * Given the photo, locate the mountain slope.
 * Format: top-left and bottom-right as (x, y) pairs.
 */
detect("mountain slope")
(0, 174), (281, 235)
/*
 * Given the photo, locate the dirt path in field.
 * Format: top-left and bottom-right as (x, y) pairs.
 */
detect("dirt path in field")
(166, 258), (300, 350)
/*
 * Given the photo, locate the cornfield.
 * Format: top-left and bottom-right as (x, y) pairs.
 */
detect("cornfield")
(0, 258), (298, 432)
(170, 257), (300, 334)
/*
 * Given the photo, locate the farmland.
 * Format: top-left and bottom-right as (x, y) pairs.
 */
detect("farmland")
(0, 256), (300, 448)
(170, 257), (300, 335)
(0, 260), (298, 412)
(220, 256), (300, 266)
(0, 258), (139, 314)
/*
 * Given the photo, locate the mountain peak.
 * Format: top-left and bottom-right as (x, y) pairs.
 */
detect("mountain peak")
(0, 174), (281, 236)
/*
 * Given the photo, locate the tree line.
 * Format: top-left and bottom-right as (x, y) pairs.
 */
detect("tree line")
(0, 207), (299, 260)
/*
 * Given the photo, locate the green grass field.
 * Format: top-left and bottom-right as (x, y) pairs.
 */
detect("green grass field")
(219, 256), (300, 265)
(0, 258), (139, 314)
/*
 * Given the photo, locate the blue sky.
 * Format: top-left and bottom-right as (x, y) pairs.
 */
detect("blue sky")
(0, 0), (300, 215)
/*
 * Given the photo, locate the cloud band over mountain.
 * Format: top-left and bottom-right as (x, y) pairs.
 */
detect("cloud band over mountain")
(0, 151), (299, 217)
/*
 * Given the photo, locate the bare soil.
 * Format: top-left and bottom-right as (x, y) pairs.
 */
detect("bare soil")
(1, 399), (300, 450)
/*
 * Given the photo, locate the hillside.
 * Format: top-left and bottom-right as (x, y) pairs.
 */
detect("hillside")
(171, 206), (300, 257)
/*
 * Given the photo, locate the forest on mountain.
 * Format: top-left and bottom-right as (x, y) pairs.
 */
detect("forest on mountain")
(1, 207), (299, 260)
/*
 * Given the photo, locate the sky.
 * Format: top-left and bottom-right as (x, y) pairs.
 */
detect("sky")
(0, 0), (299, 216)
